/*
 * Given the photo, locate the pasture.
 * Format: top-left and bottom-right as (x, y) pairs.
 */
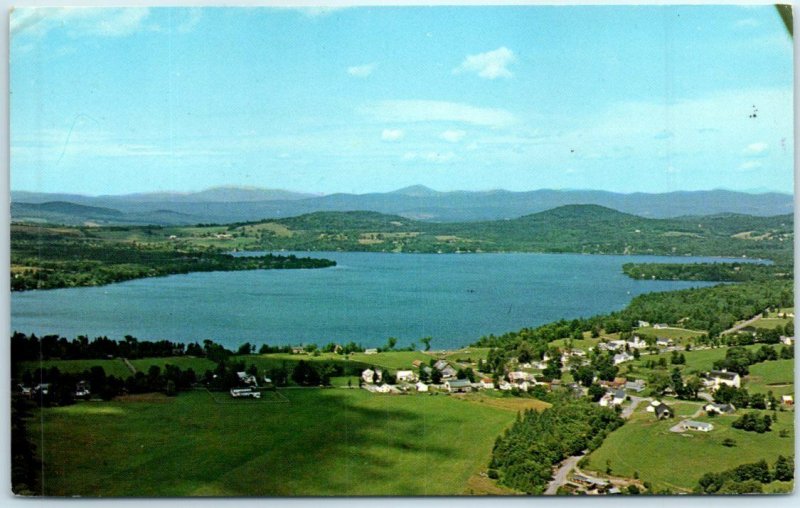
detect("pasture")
(584, 406), (795, 492)
(29, 388), (524, 496)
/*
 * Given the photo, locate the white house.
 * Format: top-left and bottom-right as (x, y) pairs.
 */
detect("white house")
(637, 320), (651, 328)
(656, 338), (674, 348)
(396, 370), (417, 383)
(782, 395), (794, 406)
(508, 371), (535, 384)
(681, 420), (713, 432)
(364, 348), (378, 355)
(653, 323), (669, 329)
(498, 381), (513, 391)
(361, 368), (383, 384)
(445, 378), (472, 393)
(613, 352), (634, 365)
(708, 370), (741, 389)
(625, 379), (646, 393)
(612, 389), (626, 406)
(236, 371), (258, 386)
(480, 378), (495, 389)
(626, 336), (648, 350)
(705, 403), (735, 414)
(415, 381), (429, 392)
(781, 336), (794, 346)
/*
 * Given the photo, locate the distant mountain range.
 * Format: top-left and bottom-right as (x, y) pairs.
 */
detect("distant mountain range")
(10, 185), (794, 226)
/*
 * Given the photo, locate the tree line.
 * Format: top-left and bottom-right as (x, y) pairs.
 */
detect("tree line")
(695, 456), (794, 494)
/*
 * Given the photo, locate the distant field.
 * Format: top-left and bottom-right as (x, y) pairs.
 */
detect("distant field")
(18, 358), (132, 379)
(634, 326), (705, 341)
(627, 344), (764, 379)
(584, 407), (795, 492)
(753, 318), (792, 330)
(129, 356), (216, 374)
(29, 389), (525, 496)
(746, 359), (794, 396)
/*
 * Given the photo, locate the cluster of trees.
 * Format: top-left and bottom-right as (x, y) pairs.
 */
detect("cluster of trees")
(11, 227), (336, 291)
(647, 368), (703, 400)
(475, 281), (792, 362)
(712, 345), (793, 376)
(727, 324), (794, 346)
(713, 385), (781, 411)
(11, 397), (39, 495)
(11, 332), (194, 362)
(696, 456), (793, 494)
(732, 412), (774, 433)
(20, 364), (199, 406)
(488, 396), (624, 494)
(622, 262), (792, 283)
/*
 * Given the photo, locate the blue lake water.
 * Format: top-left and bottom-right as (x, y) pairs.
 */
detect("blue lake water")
(11, 252), (751, 350)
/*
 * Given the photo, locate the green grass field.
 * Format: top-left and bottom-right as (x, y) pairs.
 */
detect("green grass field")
(584, 407), (795, 492)
(129, 356), (217, 374)
(19, 359), (132, 379)
(634, 326), (705, 341)
(627, 345), (765, 380)
(746, 359), (794, 396)
(29, 388), (523, 496)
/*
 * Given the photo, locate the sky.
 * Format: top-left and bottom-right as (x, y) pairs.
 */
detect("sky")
(9, 5), (795, 196)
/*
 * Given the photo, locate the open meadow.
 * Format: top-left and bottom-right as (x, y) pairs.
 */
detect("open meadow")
(28, 388), (531, 496)
(584, 405), (795, 492)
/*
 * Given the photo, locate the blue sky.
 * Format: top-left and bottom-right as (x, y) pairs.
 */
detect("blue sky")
(10, 5), (794, 195)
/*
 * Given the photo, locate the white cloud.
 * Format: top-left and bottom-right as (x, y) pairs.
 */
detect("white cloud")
(743, 142), (769, 155)
(453, 47), (516, 80)
(403, 151), (457, 164)
(738, 161), (764, 171)
(381, 129), (404, 141)
(362, 100), (516, 128)
(11, 7), (150, 38)
(347, 63), (376, 78)
(440, 130), (466, 143)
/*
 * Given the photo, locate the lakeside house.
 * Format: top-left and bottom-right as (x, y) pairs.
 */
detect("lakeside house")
(445, 378), (472, 393)
(681, 420), (714, 432)
(708, 370), (741, 390)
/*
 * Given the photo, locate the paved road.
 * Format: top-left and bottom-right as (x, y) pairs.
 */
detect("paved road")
(721, 311), (765, 335)
(545, 454), (583, 495)
(622, 396), (650, 419)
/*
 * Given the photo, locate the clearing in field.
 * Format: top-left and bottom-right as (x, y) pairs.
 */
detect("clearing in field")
(29, 388), (521, 496)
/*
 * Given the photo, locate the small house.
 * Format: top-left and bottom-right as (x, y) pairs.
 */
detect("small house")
(637, 320), (651, 328)
(480, 378), (494, 389)
(440, 366), (458, 379)
(656, 338), (674, 348)
(613, 352), (633, 365)
(364, 348), (378, 355)
(361, 368), (383, 384)
(498, 381), (513, 391)
(75, 381), (91, 398)
(654, 402), (672, 420)
(411, 360), (423, 368)
(780, 336), (794, 346)
(708, 370), (741, 389)
(445, 378), (472, 393)
(704, 403), (735, 414)
(508, 371), (534, 383)
(237, 371), (258, 386)
(396, 370), (417, 383)
(612, 389), (626, 406)
(653, 323), (669, 329)
(625, 379), (646, 393)
(415, 381), (429, 392)
(433, 360), (450, 371)
(626, 336), (647, 350)
(681, 420), (713, 432)
(782, 395), (794, 406)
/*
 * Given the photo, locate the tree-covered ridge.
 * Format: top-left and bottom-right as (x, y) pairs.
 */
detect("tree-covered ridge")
(622, 262), (792, 282)
(242, 206), (793, 261)
(489, 396), (623, 493)
(11, 229), (335, 291)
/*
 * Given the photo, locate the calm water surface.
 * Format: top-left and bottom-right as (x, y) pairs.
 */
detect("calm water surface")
(11, 252), (748, 349)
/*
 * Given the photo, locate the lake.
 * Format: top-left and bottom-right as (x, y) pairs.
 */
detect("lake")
(11, 252), (749, 350)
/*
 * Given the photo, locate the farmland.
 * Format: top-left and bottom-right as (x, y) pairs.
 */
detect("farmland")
(583, 406), (795, 492)
(28, 388), (527, 496)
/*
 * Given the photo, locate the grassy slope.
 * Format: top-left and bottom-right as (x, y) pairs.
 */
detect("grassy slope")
(746, 359), (795, 396)
(30, 389), (524, 496)
(584, 408), (795, 492)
